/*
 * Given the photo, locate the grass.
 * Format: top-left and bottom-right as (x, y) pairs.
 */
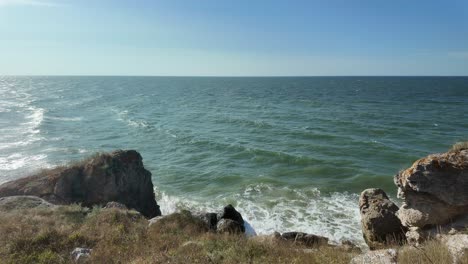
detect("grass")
(449, 141), (468, 152)
(0, 206), (355, 264)
(398, 240), (453, 264)
(0, 205), (466, 263)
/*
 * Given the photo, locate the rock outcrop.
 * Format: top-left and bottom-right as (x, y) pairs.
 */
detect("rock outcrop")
(0, 195), (55, 211)
(278, 232), (329, 247)
(351, 248), (398, 264)
(359, 188), (406, 250)
(394, 149), (468, 242)
(0, 150), (161, 218)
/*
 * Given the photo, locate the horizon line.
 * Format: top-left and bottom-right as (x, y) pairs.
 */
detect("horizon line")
(1, 74), (468, 78)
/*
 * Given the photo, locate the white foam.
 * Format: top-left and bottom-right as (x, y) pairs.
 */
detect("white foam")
(47, 116), (83, 122)
(0, 153), (47, 171)
(154, 184), (364, 247)
(113, 109), (149, 128)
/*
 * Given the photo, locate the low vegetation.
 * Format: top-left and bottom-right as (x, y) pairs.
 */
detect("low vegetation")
(0, 206), (354, 264)
(449, 141), (468, 152)
(0, 205), (466, 263)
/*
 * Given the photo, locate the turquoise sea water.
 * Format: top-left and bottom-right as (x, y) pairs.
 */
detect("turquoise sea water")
(1, 76), (467, 245)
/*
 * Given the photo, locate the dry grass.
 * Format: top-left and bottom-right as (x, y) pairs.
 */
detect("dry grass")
(449, 141), (468, 152)
(398, 240), (453, 264)
(1, 204), (466, 263)
(0, 206), (355, 264)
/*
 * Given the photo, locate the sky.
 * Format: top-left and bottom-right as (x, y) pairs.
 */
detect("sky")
(0, 0), (467, 76)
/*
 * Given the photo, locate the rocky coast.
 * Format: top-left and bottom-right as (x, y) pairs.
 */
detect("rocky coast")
(0, 144), (467, 263)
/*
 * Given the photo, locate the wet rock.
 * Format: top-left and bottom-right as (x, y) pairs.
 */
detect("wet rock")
(351, 248), (398, 264)
(0, 150), (161, 218)
(359, 188), (406, 250)
(71, 247), (92, 263)
(0, 195), (54, 211)
(216, 219), (244, 234)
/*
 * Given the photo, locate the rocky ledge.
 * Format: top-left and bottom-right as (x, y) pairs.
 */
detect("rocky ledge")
(357, 143), (468, 263)
(0, 150), (161, 218)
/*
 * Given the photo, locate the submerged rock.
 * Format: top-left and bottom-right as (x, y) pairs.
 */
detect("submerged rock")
(394, 149), (468, 241)
(359, 188), (406, 250)
(0, 150), (161, 218)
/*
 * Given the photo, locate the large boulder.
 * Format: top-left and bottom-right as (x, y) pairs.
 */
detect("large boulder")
(359, 188), (406, 250)
(394, 149), (468, 230)
(217, 204), (245, 233)
(0, 150), (161, 218)
(351, 248), (398, 264)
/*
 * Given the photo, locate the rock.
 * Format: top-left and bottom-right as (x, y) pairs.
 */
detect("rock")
(0, 195), (54, 211)
(0, 150), (161, 218)
(218, 204), (244, 225)
(351, 248), (398, 264)
(217, 204), (245, 233)
(359, 188), (406, 250)
(339, 240), (362, 253)
(278, 232), (329, 247)
(394, 149), (468, 229)
(440, 234), (468, 264)
(104, 201), (128, 210)
(193, 212), (218, 231)
(216, 219), (244, 234)
(71, 247), (92, 263)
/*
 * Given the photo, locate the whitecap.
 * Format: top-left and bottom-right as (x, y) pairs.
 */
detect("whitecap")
(154, 184), (364, 247)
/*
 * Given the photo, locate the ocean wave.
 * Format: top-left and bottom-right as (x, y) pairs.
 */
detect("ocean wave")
(154, 184), (364, 247)
(113, 109), (152, 129)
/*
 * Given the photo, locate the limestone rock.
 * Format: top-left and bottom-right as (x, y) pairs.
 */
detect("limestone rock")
(440, 234), (468, 264)
(71, 247), (92, 263)
(0, 195), (54, 211)
(359, 188), (406, 250)
(351, 248), (398, 264)
(0, 150), (161, 218)
(104, 201), (128, 210)
(394, 149), (468, 228)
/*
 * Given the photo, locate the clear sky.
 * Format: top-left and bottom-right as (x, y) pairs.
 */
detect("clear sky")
(1, 0), (467, 76)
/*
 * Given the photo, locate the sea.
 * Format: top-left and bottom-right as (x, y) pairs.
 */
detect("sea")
(1, 76), (467, 246)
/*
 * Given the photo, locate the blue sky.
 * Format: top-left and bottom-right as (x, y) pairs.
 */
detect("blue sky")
(1, 0), (467, 76)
